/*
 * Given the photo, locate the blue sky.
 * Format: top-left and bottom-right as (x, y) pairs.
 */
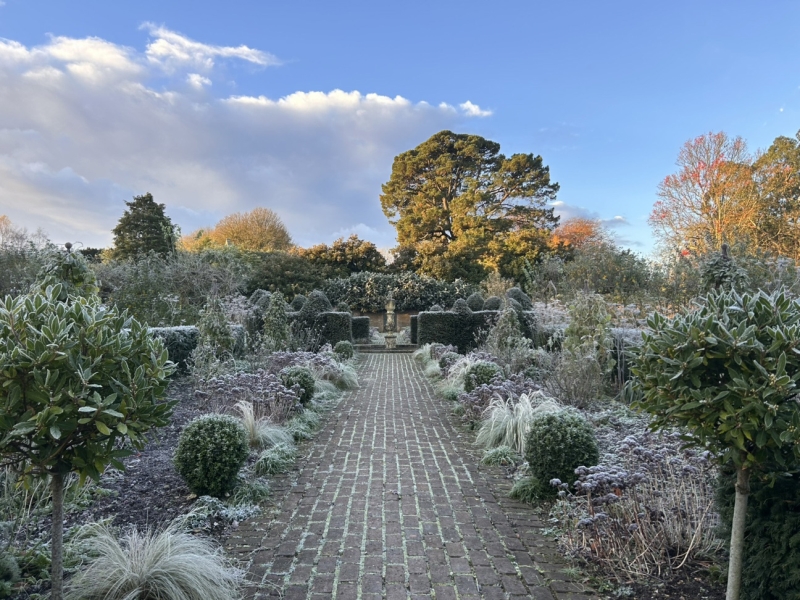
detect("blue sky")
(1, 0), (799, 255)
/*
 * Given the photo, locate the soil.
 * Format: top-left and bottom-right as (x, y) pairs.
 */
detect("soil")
(70, 379), (203, 532)
(628, 565), (725, 599)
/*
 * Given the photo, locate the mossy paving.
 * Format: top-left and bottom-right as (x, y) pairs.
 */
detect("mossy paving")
(227, 353), (596, 600)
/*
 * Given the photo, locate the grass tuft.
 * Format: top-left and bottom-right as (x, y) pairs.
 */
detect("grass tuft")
(254, 443), (297, 475)
(481, 445), (520, 466)
(65, 524), (242, 600)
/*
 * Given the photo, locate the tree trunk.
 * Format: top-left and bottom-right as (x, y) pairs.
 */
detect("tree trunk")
(50, 472), (65, 600)
(726, 466), (750, 600)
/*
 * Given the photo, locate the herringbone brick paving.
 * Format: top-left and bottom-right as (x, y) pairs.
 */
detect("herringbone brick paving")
(227, 353), (594, 599)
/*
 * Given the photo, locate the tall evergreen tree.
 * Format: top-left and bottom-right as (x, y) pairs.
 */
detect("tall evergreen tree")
(380, 130), (559, 282)
(111, 193), (176, 260)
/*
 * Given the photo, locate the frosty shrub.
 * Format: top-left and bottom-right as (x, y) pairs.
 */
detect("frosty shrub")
(262, 291), (291, 350)
(466, 292), (485, 311)
(483, 296), (503, 310)
(482, 308), (533, 373)
(196, 296), (236, 358)
(524, 410), (599, 501)
(333, 340), (354, 360)
(174, 415), (249, 498)
(464, 360), (504, 393)
(552, 431), (719, 581)
(476, 392), (561, 455)
(280, 366), (316, 406)
(457, 373), (541, 426)
(543, 349), (606, 408)
(197, 370), (301, 424)
(563, 291), (614, 376)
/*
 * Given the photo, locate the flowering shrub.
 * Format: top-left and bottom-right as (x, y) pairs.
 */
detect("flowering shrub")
(551, 430), (720, 580)
(197, 370), (301, 424)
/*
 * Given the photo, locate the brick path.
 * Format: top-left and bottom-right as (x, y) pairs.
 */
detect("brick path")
(227, 353), (595, 600)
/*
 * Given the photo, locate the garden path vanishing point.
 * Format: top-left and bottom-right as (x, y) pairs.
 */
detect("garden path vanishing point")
(227, 353), (595, 600)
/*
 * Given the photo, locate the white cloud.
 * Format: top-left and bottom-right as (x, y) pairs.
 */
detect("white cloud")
(187, 73), (211, 88)
(0, 28), (487, 248)
(142, 23), (280, 72)
(459, 100), (492, 117)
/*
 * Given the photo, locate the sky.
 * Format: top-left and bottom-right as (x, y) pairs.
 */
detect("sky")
(1, 0), (799, 256)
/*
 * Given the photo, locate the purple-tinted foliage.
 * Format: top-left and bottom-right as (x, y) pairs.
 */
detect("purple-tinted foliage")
(267, 347), (341, 376)
(197, 369), (302, 423)
(457, 373), (541, 424)
(430, 344), (458, 361)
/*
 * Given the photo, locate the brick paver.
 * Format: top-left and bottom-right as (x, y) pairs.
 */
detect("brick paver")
(227, 353), (594, 599)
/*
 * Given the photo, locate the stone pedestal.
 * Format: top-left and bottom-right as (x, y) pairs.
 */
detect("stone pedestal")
(384, 334), (397, 349)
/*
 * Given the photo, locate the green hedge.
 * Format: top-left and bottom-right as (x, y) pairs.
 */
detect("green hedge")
(148, 326), (199, 371)
(289, 311), (353, 346)
(417, 310), (495, 353)
(410, 315), (418, 345)
(717, 470), (800, 600)
(317, 311), (352, 346)
(417, 309), (538, 353)
(352, 316), (371, 342)
(148, 323), (245, 370)
(323, 271), (478, 312)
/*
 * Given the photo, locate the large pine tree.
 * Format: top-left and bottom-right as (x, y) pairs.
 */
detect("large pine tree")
(111, 193), (176, 260)
(380, 131), (559, 282)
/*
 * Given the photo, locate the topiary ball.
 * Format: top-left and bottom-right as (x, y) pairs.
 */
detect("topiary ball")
(464, 360), (504, 392)
(280, 365), (316, 405)
(438, 351), (461, 371)
(466, 292), (485, 311)
(174, 415), (249, 498)
(334, 340), (354, 360)
(290, 294), (307, 311)
(506, 287), (533, 310)
(249, 289), (272, 311)
(428, 304), (444, 312)
(484, 296), (503, 311)
(451, 298), (473, 315)
(524, 410), (599, 499)
(335, 301), (351, 314)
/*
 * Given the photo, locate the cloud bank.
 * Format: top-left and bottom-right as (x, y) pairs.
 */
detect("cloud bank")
(0, 26), (489, 247)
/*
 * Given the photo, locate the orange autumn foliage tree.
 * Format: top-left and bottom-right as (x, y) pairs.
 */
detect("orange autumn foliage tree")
(649, 132), (758, 256)
(549, 217), (610, 250)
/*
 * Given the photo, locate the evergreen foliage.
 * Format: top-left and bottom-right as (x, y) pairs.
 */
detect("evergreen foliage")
(464, 361), (505, 393)
(196, 297), (236, 357)
(333, 340), (354, 360)
(466, 292), (485, 311)
(280, 366), (316, 406)
(262, 292), (290, 350)
(717, 470), (800, 600)
(0, 285), (174, 597)
(33, 247), (99, 302)
(111, 193), (176, 260)
(380, 130), (559, 282)
(173, 415), (249, 497)
(524, 410), (599, 500)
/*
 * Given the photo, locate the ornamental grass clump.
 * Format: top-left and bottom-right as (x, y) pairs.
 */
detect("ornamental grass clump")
(457, 373), (541, 426)
(234, 401), (293, 450)
(476, 392), (561, 455)
(629, 288), (800, 600)
(65, 524), (242, 600)
(255, 443), (297, 475)
(174, 415), (249, 498)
